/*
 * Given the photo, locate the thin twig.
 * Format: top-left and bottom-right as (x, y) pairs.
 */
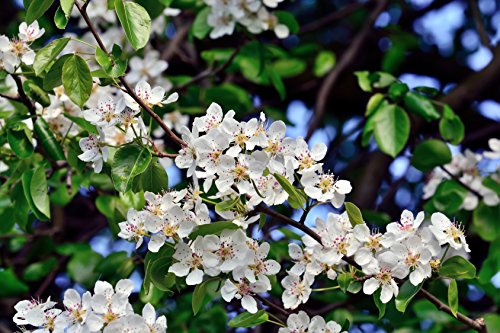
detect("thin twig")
(255, 203), (487, 332)
(469, 0), (494, 52)
(439, 166), (484, 199)
(177, 46), (241, 91)
(306, 0), (389, 140)
(11, 74), (37, 119)
(75, 0), (185, 148)
(0, 92), (21, 102)
(254, 294), (290, 317)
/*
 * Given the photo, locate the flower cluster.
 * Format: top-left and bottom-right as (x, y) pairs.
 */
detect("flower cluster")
(0, 21), (44, 73)
(78, 80), (178, 172)
(204, 0), (290, 39)
(279, 311), (346, 333)
(175, 102), (351, 212)
(13, 279), (166, 333)
(283, 210), (470, 306)
(423, 140), (500, 210)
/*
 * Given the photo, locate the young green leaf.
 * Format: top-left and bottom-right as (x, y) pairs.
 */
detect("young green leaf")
(33, 118), (66, 161)
(411, 139), (452, 172)
(22, 169), (49, 221)
(22, 80), (50, 107)
(26, 0), (53, 24)
(215, 197), (240, 212)
(111, 144), (152, 192)
(34, 38), (70, 76)
(192, 7), (212, 39)
(62, 54), (93, 108)
(448, 279), (458, 318)
(61, 0), (75, 17)
(132, 159), (169, 193)
(273, 173), (305, 209)
(373, 289), (386, 319)
(189, 222), (239, 238)
(54, 6), (69, 29)
(30, 166), (51, 219)
(404, 92), (440, 121)
(395, 281), (423, 313)
(439, 256), (476, 279)
(313, 51), (336, 77)
(373, 104), (410, 158)
(344, 202), (364, 227)
(7, 124), (34, 158)
(192, 279), (212, 315)
(228, 310), (269, 328)
(439, 105), (464, 145)
(115, 0), (151, 50)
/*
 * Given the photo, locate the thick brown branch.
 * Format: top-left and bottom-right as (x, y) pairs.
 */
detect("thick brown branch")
(0, 92), (21, 102)
(75, 0), (185, 148)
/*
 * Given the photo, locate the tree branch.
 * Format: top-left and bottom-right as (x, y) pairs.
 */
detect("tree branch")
(255, 203), (487, 332)
(300, 2), (367, 35)
(469, 0), (494, 52)
(439, 166), (484, 200)
(306, 0), (389, 140)
(74, 0), (185, 148)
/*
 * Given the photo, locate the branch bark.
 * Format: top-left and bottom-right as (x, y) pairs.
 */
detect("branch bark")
(306, 0), (389, 140)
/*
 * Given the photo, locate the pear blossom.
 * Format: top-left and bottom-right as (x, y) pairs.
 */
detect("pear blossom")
(221, 278), (267, 313)
(54, 290), (93, 331)
(353, 224), (383, 267)
(281, 273), (314, 309)
(381, 210), (424, 247)
(117, 209), (151, 248)
(127, 50), (169, 84)
(83, 96), (120, 127)
(292, 138), (326, 173)
(484, 138), (500, 159)
(362, 252), (407, 303)
(123, 80), (178, 111)
(168, 238), (209, 285)
(392, 236), (432, 286)
(142, 303), (167, 333)
(301, 170), (352, 208)
(18, 21), (45, 42)
(202, 229), (252, 272)
(78, 129), (108, 173)
(429, 212), (470, 252)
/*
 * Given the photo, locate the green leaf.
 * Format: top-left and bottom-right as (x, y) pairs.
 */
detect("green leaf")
(424, 180), (467, 215)
(404, 92), (440, 121)
(67, 250), (102, 288)
(369, 72), (396, 89)
(111, 144), (152, 192)
(439, 256), (476, 279)
(23, 257), (57, 281)
(7, 124), (34, 158)
(411, 139), (452, 172)
(95, 46), (127, 78)
(43, 54), (71, 90)
(192, 279), (212, 315)
(228, 310), (268, 328)
(365, 93), (386, 117)
(313, 51), (336, 77)
(215, 197), (240, 212)
(115, 0), (151, 50)
(205, 84), (252, 114)
(268, 66), (286, 100)
(192, 7), (211, 39)
(62, 54), (93, 108)
(54, 6), (69, 29)
(61, 0), (75, 17)
(132, 159), (168, 193)
(22, 169), (49, 221)
(95, 251), (134, 284)
(354, 71), (372, 92)
(34, 38), (70, 76)
(64, 113), (98, 134)
(26, 0), (53, 24)
(23, 80), (51, 107)
(473, 201), (500, 242)
(439, 105), (464, 145)
(337, 272), (352, 292)
(388, 82), (409, 101)
(0, 268), (29, 297)
(274, 11), (299, 34)
(373, 104), (410, 158)
(273, 58), (307, 78)
(373, 289), (386, 319)
(33, 117), (65, 160)
(30, 166), (51, 219)
(274, 173), (305, 209)
(258, 213), (266, 230)
(448, 279), (458, 318)
(483, 176), (500, 197)
(345, 202), (364, 227)
(395, 281), (423, 313)
(189, 221), (239, 238)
